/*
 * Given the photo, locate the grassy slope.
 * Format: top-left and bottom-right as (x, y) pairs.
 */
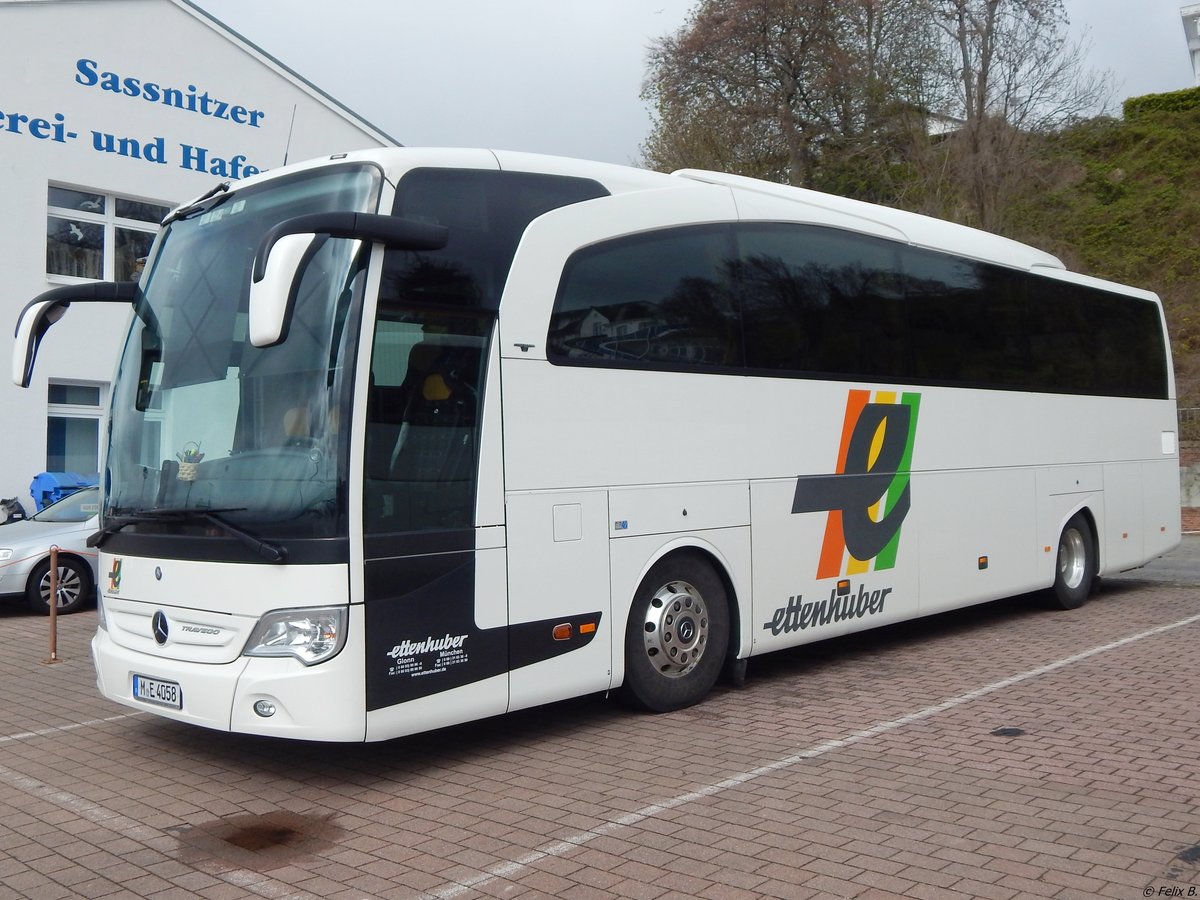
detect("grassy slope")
(1005, 93), (1200, 408)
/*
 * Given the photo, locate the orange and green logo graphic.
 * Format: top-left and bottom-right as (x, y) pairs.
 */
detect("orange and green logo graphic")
(107, 557), (122, 594)
(792, 390), (921, 579)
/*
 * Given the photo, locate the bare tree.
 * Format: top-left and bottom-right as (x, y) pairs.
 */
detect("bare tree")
(641, 0), (943, 193)
(921, 0), (1113, 229)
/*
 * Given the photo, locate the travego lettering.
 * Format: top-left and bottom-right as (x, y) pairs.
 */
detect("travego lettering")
(387, 633), (469, 659)
(762, 582), (891, 636)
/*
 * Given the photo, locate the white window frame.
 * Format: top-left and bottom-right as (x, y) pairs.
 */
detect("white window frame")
(46, 379), (108, 474)
(46, 183), (168, 284)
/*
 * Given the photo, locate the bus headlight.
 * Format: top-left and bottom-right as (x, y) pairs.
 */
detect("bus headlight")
(243, 607), (347, 666)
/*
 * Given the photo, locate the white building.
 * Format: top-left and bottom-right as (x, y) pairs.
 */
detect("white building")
(0, 0), (395, 513)
(1183, 3), (1200, 85)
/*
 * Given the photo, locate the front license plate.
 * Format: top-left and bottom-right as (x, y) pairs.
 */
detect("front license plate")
(132, 674), (182, 710)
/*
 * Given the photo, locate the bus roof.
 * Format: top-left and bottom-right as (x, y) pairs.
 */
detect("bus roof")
(672, 168), (1066, 273)
(189, 147), (1069, 276)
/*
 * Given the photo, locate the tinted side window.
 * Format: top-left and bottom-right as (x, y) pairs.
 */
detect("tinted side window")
(903, 246), (1168, 398)
(903, 248), (1006, 385)
(382, 169), (608, 310)
(547, 221), (1167, 399)
(549, 226), (742, 369)
(737, 224), (909, 379)
(1067, 282), (1168, 398)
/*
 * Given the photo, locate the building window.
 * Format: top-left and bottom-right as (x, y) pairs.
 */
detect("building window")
(46, 381), (105, 475)
(46, 186), (169, 282)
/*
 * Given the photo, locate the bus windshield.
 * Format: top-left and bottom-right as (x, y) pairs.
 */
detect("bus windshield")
(105, 164), (382, 541)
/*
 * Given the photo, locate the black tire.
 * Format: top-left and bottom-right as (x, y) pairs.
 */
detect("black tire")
(620, 553), (730, 712)
(1048, 513), (1095, 610)
(27, 557), (92, 615)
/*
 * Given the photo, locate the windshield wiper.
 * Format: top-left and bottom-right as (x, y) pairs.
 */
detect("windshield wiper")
(88, 506), (245, 546)
(88, 507), (287, 563)
(163, 181), (232, 225)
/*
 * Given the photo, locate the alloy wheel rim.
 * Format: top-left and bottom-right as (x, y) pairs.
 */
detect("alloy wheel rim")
(1059, 527), (1087, 591)
(641, 579), (710, 678)
(40, 566), (81, 608)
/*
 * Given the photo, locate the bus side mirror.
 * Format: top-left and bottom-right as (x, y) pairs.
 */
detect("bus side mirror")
(248, 232), (319, 348)
(12, 282), (138, 387)
(249, 212), (448, 349)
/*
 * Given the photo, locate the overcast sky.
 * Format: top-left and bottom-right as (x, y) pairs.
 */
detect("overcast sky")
(192, 0), (1197, 167)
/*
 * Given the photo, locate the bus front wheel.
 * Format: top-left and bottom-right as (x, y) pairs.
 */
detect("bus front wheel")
(1049, 513), (1095, 610)
(620, 553), (730, 712)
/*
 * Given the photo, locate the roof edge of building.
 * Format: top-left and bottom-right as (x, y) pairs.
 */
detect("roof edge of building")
(0, 0), (403, 148)
(173, 0), (401, 148)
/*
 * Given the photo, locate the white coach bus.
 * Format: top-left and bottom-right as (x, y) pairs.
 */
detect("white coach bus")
(13, 149), (1179, 741)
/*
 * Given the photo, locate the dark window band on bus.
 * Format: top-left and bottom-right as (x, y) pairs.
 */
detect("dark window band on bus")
(548, 225), (743, 369)
(546, 222), (1170, 400)
(382, 169), (609, 312)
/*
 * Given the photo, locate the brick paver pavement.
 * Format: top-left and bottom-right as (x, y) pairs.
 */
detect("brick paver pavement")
(0, 541), (1197, 900)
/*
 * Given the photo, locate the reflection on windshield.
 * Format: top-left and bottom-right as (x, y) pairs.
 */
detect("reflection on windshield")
(105, 165), (381, 540)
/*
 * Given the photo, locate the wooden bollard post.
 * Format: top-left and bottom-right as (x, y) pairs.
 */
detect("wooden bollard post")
(44, 545), (60, 665)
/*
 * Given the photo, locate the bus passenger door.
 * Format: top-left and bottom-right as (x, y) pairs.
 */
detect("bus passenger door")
(361, 308), (509, 739)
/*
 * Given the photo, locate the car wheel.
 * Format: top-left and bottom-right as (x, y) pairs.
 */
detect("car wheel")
(27, 557), (92, 615)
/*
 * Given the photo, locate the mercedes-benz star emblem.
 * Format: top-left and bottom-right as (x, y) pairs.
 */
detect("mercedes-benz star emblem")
(152, 611), (169, 645)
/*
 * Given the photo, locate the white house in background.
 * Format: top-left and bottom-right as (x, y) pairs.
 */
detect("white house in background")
(1182, 4), (1200, 85)
(0, 0), (395, 514)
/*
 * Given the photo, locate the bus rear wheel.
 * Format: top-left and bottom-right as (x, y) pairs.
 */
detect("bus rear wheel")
(620, 554), (730, 713)
(1049, 513), (1095, 610)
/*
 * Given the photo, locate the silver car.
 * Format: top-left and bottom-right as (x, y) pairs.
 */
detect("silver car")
(0, 486), (100, 614)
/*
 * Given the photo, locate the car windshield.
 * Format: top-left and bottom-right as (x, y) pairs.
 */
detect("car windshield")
(104, 163), (382, 540)
(32, 488), (99, 523)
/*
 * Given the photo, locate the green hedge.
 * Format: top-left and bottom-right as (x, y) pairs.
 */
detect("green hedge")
(1124, 87), (1200, 119)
